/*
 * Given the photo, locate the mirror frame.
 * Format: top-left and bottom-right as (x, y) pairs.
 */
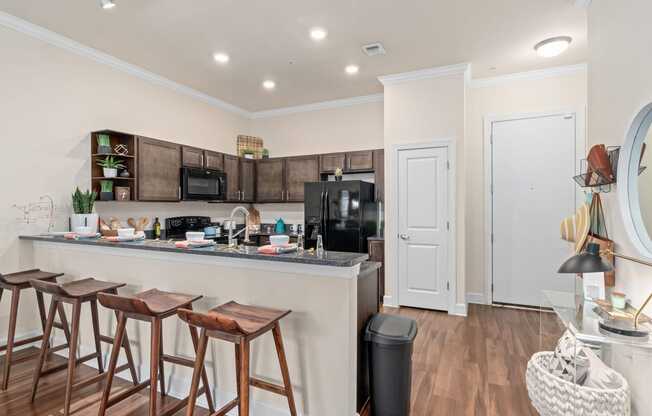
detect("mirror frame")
(619, 102), (652, 260)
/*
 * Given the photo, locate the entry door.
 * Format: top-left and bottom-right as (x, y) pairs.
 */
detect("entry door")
(492, 114), (576, 306)
(398, 146), (450, 311)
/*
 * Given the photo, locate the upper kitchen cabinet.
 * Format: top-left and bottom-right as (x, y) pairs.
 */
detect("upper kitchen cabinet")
(285, 156), (319, 202)
(239, 158), (256, 203)
(373, 149), (384, 201)
(256, 158), (285, 202)
(347, 150), (374, 171)
(181, 146), (204, 168)
(320, 153), (346, 173)
(137, 137), (181, 201)
(204, 150), (224, 171)
(223, 154), (241, 201)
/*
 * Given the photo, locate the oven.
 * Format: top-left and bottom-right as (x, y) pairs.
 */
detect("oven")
(180, 167), (227, 201)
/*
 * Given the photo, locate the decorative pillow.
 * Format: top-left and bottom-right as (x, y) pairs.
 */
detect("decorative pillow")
(583, 348), (624, 390)
(547, 330), (590, 384)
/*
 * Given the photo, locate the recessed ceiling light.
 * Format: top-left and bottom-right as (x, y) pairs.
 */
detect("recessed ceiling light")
(100, 0), (116, 9)
(213, 53), (230, 64)
(534, 36), (572, 58)
(263, 80), (276, 90)
(345, 65), (359, 75)
(310, 28), (327, 41)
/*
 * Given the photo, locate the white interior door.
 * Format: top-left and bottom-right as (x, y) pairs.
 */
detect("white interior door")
(492, 114), (576, 306)
(398, 146), (450, 311)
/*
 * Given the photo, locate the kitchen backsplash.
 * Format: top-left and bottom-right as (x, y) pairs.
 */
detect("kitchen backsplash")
(95, 201), (304, 230)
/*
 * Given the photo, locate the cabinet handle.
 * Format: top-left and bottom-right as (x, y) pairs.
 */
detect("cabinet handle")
(242, 191), (245, 200)
(286, 190), (290, 200)
(281, 190), (284, 200)
(201, 153), (204, 167)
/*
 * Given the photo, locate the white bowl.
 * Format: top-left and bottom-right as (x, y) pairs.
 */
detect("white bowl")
(270, 235), (290, 246)
(186, 231), (205, 242)
(74, 226), (93, 234)
(118, 228), (135, 238)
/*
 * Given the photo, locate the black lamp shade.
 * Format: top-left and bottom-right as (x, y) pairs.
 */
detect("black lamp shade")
(558, 242), (614, 274)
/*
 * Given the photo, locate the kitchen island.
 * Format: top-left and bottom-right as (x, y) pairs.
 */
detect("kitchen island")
(20, 235), (379, 416)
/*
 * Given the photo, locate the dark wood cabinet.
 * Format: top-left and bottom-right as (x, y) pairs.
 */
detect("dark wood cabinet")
(368, 239), (385, 304)
(239, 159), (256, 203)
(256, 158), (285, 202)
(320, 153), (346, 173)
(223, 154), (241, 202)
(347, 150), (374, 171)
(285, 156), (319, 202)
(373, 149), (384, 201)
(181, 146), (204, 168)
(204, 150), (224, 171)
(137, 137), (181, 201)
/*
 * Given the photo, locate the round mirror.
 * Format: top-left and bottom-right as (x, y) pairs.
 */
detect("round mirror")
(619, 103), (652, 259)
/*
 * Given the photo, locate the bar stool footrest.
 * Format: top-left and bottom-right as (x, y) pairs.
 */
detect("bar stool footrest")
(250, 377), (288, 396)
(106, 379), (151, 408)
(212, 398), (238, 416)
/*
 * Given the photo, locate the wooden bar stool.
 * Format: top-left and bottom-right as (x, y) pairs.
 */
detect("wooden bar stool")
(29, 278), (139, 416)
(178, 301), (297, 416)
(96, 288), (215, 416)
(0, 269), (70, 390)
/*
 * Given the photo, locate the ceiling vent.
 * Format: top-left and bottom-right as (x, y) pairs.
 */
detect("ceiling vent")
(362, 43), (386, 56)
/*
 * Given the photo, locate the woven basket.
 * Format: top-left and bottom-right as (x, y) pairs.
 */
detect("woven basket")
(526, 352), (630, 416)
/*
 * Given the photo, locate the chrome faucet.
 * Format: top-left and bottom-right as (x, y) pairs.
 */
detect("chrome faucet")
(228, 206), (250, 246)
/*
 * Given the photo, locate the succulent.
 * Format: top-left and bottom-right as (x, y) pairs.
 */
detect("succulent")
(72, 188), (97, 214)
(335, 167), (343, 177)
(96, 134), (111, 147)
(96, 155), (126, 169)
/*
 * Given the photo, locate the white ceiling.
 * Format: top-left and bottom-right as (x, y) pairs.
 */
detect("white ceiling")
(0, 0), (587, 112)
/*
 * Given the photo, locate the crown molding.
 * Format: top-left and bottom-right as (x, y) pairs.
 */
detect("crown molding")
(469, 63), (587, 88)
(250, 93), (384, 119)
(377, 63), (471, 86)
(0, 11), (250, 117)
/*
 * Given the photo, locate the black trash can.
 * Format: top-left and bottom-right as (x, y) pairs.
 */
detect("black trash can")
(365, 313), (418, 416)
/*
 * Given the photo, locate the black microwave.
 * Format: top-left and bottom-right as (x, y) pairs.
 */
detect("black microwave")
(180, 167), (227, 201)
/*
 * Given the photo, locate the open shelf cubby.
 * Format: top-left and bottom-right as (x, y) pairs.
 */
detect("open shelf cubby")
(91, 130), (138, 201)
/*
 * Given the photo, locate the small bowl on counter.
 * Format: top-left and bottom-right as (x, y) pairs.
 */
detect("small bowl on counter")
(270, 235), (290, 246)
(186, 231), (205, 242)
(118, 228), (135, 239)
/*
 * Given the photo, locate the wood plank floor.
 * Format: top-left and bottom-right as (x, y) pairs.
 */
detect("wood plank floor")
(0, 304), (557, 415)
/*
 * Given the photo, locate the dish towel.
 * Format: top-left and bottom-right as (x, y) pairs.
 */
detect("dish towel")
(257, 244), (298, 254)
(174, 240), (216, 248)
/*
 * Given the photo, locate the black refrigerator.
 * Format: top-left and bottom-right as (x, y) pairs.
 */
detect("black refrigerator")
(304, 181), (377, 253)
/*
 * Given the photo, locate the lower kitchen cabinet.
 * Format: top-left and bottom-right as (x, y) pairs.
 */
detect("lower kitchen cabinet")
(137, 137), (181, 201)
(368, 238), (385, 304)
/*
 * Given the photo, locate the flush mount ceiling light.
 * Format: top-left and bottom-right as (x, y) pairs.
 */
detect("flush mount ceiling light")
(100, 0), (116, 9)
(534, 36), (572, 58)
(213, 53), (230, 64)
(262, 80), (276, 90)
(310, 27), (327, 41)
(345, 65), (359, 75)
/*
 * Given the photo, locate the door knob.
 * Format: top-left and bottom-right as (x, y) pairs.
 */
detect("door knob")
(399, 234), (410, 240)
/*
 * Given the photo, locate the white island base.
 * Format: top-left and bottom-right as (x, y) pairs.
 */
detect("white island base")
(23, 238), (379, 416)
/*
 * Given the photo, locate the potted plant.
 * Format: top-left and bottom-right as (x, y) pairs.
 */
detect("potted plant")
(96, 134), (112, 154)
(97, 155), (125, 178)
(99, 180), (114, 201)
(262, 148), (270, 159)
(334, 167), (343, 181)
(70, 188), (98, 232)
(242, 148), (256, 159)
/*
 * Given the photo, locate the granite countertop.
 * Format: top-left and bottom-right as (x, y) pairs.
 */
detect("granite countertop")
(367, 236), (384, 241)
(20, 235), (368, 267)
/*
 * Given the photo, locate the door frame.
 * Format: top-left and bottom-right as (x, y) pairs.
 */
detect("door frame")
(483, 109), (586, 305)
(392, 138), (457, 314)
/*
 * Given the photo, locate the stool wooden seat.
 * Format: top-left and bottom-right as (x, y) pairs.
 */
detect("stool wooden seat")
(178, 302), (297, 416)
(29, 278), (138, 416)
(96, 289), (215, 416)
(0, 269), (69, 390)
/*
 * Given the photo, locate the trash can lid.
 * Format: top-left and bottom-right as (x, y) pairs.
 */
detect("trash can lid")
(364, 313), (418, 345)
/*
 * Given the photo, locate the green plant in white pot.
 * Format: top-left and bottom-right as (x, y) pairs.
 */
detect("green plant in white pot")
(97, 155), (125, 178)
(70, 188), (98, 232)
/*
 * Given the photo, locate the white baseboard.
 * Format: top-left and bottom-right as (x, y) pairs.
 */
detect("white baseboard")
(51, 336), (295, 416)
(382, 295), (398, 308)
(466, 292), (487, 305)
(450, 303), (468, 317)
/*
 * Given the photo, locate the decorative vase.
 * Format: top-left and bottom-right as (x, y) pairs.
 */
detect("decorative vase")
(103, 167), (118, 178)
(335, 176), (343, 181)
(119, 169), (131, 178)
(70, 213), (99, 232)
(100, 192), (114, 201)
(97, 145), (112, 155)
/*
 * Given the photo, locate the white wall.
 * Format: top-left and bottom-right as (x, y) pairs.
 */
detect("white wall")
(383, 72), (467, 311)
(587, 2), (652, 413)
(466, 70), (588, 302)
(0, 25), (249, 335)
